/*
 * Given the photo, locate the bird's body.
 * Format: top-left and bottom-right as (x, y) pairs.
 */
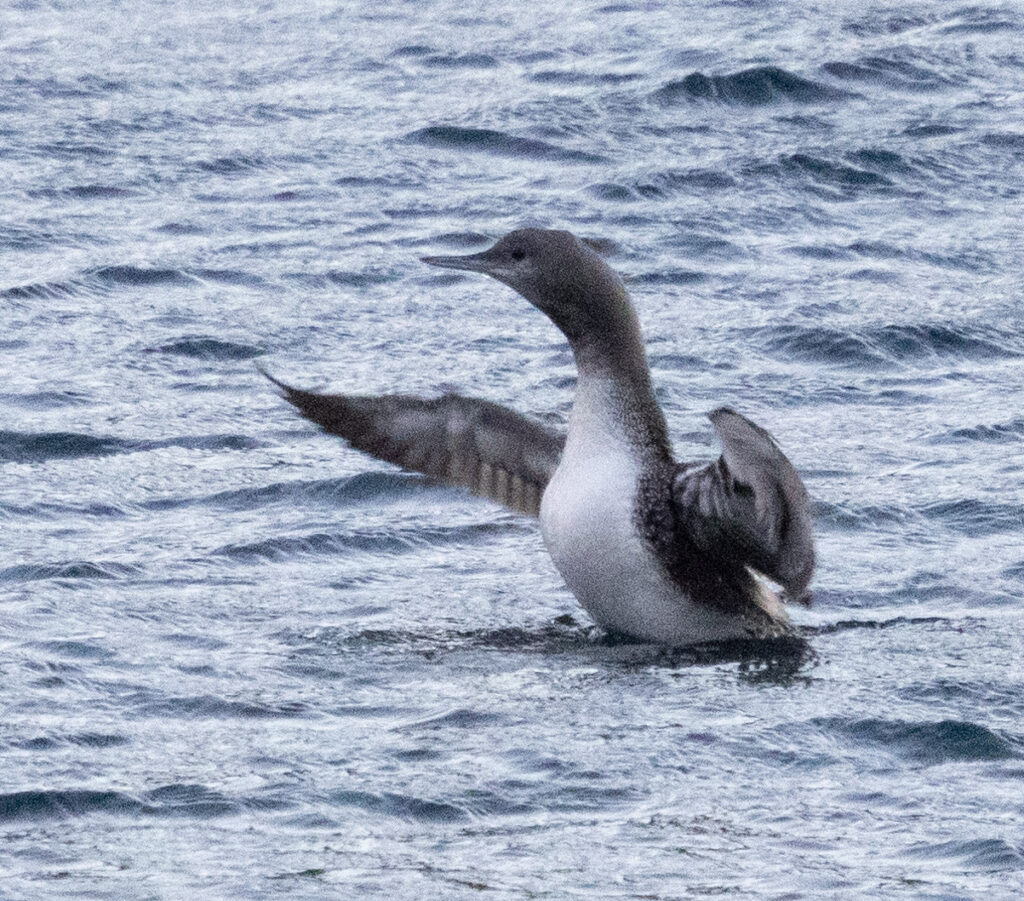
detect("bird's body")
(267, 228), (814, 646)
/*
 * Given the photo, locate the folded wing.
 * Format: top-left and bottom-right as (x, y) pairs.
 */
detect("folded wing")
(672, 407), (814, 601)
(264, 371), (564, 516)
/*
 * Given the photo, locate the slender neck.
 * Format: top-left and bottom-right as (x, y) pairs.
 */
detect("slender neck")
(565, 300), (673, 463)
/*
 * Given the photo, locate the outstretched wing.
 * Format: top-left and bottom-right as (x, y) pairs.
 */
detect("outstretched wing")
(672, 407), (814, 601)
(263, 371), (564, 516)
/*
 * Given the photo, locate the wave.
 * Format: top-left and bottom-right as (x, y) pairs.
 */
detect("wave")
(816, 717), (1021, 764)
(131, 692), (308, 720)
(329, 788), (467, 823)
(213, 521), (520, 562)
(760, 323), (1024, 368)
(418, 53), (498, 70)
(822, 54), (960, 92)
(916, 499), (1024, 536)
(0, 429), (262, 464)
(406, 126), (605, 163)
(196, 153), (270, 174)
(11, 732), (128, 751)
(653, 66), (848, 106)
(0, 561), (141, 583)
(142, 472), (436, 514)
(0, 783), (250, 823)
(89, 265), (195, 287)
(144, 337), (265, 360)
(780, 153), (895, 190)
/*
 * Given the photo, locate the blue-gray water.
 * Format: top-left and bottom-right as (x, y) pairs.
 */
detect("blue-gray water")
(2, 1), (1023, 897)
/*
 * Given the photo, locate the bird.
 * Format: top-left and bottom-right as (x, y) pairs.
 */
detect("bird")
(264, 228), (814, 645)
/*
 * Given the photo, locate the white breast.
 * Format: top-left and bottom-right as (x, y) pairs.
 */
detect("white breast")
(538, 378), (762, 644)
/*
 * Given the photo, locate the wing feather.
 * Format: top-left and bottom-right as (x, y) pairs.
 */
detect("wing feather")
(672, 407), (814, 601)
(264, 371), (563, 516)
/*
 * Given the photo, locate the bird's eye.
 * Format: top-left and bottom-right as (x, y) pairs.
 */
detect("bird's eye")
(510, 249), (526, 262)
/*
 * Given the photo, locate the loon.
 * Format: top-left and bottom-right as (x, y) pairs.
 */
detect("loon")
(265, 228), (814, 645)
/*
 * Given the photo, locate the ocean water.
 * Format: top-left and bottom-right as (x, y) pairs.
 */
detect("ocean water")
(2, 0), (1023, 897)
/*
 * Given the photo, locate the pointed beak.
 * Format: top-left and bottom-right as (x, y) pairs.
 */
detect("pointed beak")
(420, 250), (495, 274)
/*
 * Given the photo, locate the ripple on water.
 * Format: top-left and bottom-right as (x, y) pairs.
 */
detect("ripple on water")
(652, 65), (850, 106)
(212, 521), (525, 563)
(144, 337), (266, 360)
(329, 789), (467, 823)
(406, 126), (606, 163)
(759, 323), (1024, 368)
(0, 785), (256, 823)
(1, 561), (141, 584)
(0, 430), (262, 463)
(905, 837), (1024, 873)
(817, 717), (1022, 765)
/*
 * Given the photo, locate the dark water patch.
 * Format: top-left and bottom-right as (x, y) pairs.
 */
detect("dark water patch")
(817, 717), (1021, 765)
(760, 323), (1024, 368)
(161, 632), (230, 651)
(326, 268), (399, 287)
(874, 324), (1022, 358)
(917, 499), (1024, 536)
(937, 417), (1024, 444)
(156, 221), (205, 235)
(145, 337), (265, 360)
(906, 837), (1024, 872)
(530, 69), (641, 86)
(401, 708), (505, 731)
(940, 8), (1019, 36)
(12, 732), (129, 751)
(760, 325), (885, 368)
(787, 243), (855, 261)
(845, 147), (917, 176)
(213, 521), (521, 562)
(814, 500), (918, 532)
(424, 230), (492, 249)
(143, 783), (241, 818)
(283, 268), (400, 289)
(145, 472), (439, 514)
(0, 429), (261, 463)
(0, 224), (63, 250)
(848, 239), (905, 259)
(153, 433), (264, 453)
(822, 55), (955, 91)
(89, 265), (195, 288)
(196, 153), (269, 174)
(133, 692), (309, 720)
(193, 267), (267, 287)
(632, 268), (705, 285)
(900, 679), (1024, 717)
(0, 790), (144, 823)
(66, 184), (142, 200)
(1003, 561), (1024, 582)
(781, 153), (894, 190)
(1, 279), (83, 300)
(36, 139), (116, 158)
(903, 122), (962, 138)
(982, 131), (1024, 153)
(406, 126), (605, 163)
(635, 168), (736, 196)
(329, 789), (467, 823)
(842, 12), (935, 37)
(2, 561), (140, 583)
(26, 638), (116, 659)
(420, 53), (498, 69)
(653, 66), (847, 106)
(0, 389), (92, 409)
(390, 44), (435, 58)
(588, 181), (637, 202)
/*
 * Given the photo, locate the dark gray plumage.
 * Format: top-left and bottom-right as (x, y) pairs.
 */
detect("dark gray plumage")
(266, 227), (815, 644)
(262, 372), (562, 517)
